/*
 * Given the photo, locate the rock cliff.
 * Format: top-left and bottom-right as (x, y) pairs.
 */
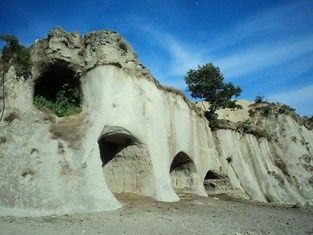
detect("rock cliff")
(0, 28), (312, 215)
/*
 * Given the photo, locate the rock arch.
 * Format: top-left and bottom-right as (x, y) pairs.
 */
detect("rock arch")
(169, 151), (197, 193)
(98, 126), (154, 196)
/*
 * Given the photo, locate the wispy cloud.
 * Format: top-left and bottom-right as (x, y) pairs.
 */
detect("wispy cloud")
(126, 1), (313, 115)
(136, 25), (205, 77)
(214, 35), (313, 79)
(133, 1), (313, 82)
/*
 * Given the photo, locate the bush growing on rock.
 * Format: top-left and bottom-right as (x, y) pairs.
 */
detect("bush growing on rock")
(255, 96), (265, 103)
(303, 116), (313, 130)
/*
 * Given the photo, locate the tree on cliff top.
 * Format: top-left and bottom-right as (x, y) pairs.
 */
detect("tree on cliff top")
(0, 34), (32, 78)
(185, 63), (242, 128)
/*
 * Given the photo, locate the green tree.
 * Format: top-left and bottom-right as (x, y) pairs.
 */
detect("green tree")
(0, 34), (20, 63)
(185, 63), (242, 128)
(0, 34), (32, 78)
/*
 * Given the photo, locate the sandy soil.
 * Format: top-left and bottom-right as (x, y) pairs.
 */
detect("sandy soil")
(0, 193), (312, 235)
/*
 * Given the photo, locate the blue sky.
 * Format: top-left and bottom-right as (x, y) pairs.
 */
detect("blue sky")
(0, 0), (312, 115)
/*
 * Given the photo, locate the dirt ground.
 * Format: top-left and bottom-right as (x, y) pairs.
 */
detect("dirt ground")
(0, 193), (312, 235)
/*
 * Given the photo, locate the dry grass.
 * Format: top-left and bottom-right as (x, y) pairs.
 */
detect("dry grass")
(49, 112), (88, 149)
(35, 105), (56, 122)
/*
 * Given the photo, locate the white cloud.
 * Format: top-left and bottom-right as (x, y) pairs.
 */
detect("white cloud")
(133, 1), (313, 82)
(214, 35), (313, 79)
(135, 25), (205, 77)
(128, 0), (313, 113)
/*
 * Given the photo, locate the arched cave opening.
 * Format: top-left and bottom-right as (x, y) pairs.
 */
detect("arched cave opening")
(33, 62), (82, 117)
(98, 133), (137, 167)
(97, 126), (153, 195)
(203, 170), (228, 193)
(169, 151), (196, 193)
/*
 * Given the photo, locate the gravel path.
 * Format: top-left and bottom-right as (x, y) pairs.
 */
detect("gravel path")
(0, 194), (312, 235)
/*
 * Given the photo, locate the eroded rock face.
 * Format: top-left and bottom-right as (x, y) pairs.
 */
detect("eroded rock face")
(0, 27), (312, 215)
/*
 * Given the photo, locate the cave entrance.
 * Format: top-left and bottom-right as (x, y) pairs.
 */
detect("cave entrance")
(33, 62), (82, 117)
(98, 126), (153, 195)
(169, 151), (196, 193)
(203, 170), (229, 194)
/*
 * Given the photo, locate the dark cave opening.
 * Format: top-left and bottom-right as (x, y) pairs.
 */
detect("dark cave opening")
(98, 133), (135, 167)
(170, 151), (195, 173)
(33, 62), (82, 116)
(204, 170), (222, 180)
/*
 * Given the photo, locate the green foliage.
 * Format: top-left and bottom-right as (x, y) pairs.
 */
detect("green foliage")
(278, 104), (295, 115)
(248, 109), (255, 117)
(15, 47), (32, 78)
(185, 63), (242, 127)
(226, 157), (232, 163)
(0, 34), (32, 78)
(33, 84), (81, 117)
(237, 120), (253, 132)
(254, 103), (296, 119)
(254, 105), (273, 117)
(0, 34), (19, 63)
(235, 120), (272, 141)
(303, 115), (313, 130)
(260, 105), (271, 117)
(255, 96), (265, 103)
(185, 63), (242, 112)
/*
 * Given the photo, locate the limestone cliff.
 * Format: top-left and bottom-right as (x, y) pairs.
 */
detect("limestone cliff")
(0, 28), (312, 215)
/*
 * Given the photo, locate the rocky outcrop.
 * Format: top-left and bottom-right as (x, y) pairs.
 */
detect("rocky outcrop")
(0, 28), (312, 215)
(213, 101), (313, 205)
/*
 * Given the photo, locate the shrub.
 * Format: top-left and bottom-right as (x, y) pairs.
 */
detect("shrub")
(255, 96), (265, 103)
(226, 157), (232, 163)
(278, 104), (295, 115)
(262, 106), (271, 117)
(255, 105), (272, 117)
(248, 109), (255, 117)
(33, 83), (82, 117)
(303, 116), (313, 130)
(237, 120), (253, 133)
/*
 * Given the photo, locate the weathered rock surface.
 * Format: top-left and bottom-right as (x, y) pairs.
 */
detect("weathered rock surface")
(0, 28), (312, 215)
